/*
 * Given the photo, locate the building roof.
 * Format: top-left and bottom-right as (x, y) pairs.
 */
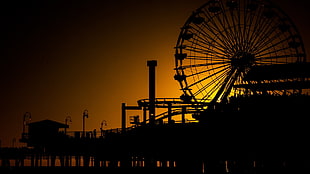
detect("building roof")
(28, 119), (69, 128)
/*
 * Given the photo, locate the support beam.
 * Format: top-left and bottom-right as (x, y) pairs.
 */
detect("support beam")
(182, 106), (186, 124)
(143, 107), (147, 124)
(122, 103), (126, 132)
(168, 103), (172, 123)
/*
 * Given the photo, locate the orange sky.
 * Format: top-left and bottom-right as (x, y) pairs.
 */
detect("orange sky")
(0, 0), (309, 148)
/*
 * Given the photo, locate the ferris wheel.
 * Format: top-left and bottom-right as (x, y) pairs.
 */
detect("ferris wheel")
(174, 0), (307, 107)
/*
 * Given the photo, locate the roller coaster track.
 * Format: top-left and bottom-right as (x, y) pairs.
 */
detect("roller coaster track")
(133, 98), (209, 124)
(137, 98), (208, 108)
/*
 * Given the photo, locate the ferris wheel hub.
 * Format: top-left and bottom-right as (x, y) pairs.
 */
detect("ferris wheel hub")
(230, 52), (255, 70)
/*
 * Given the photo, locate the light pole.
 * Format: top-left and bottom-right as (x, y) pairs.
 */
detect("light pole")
(100, 120), (107, 137)
(65, 115), (72, 135)
(82, 109), (88, 138)
(22, 112), (32, 135)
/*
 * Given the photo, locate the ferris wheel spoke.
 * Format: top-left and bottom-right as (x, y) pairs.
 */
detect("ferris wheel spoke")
(200, 22), (233, 51)
(193, 66), (231, 93)
(212, 6), (240, 50)
(179, 60), (231, 69)
(185, 45), (228, 58)
(256, 54), (303, 60)
(254, 32), (291, 55)
(190, 25), (228, 51)
(251, 26), (284, 53)
(237, 1), (243, 48)
(229, 15), (241, 51)
(187, 64), (230, 77)
(220, 15), (239, 53)
(201, 11), (235, 49)
(254, 37), (293, 57)
(190, 34), (229, 54)
(248, 20), (276, 52)
(245, 7), (276, 47)
(249, 10), (286, 47)
(255, 47), (295, 62)
(241, 2), (249, 51)
(187, 65), (231, 88)
(186, 55), (230, 61)
(197, 84), (218, 100)
(243, 5), (266, 51)
(200, 69), (232, 100)
(218, 1), (237, 42)
(194, 68), (229, 99)
(183, 46), (217, 55)
(229, 6), (245, 50)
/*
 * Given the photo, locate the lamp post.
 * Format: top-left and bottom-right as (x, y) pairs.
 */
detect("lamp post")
(100, 120), (107, 137)
(82, 109), (88, 138)
(22, 112), (32, 135)
(65, 115), (72, 135)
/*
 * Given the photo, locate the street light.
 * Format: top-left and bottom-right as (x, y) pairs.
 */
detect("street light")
(100, 120), (107, 137)
(22, 112), (32, 135)
(65, 115), (72, 135)
(82, 109), (88, 138)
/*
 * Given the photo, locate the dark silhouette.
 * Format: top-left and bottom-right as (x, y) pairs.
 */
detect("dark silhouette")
(1, 0), (310, 173)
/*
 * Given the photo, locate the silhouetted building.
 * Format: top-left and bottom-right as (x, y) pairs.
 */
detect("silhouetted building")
(21, 119), (68, 148)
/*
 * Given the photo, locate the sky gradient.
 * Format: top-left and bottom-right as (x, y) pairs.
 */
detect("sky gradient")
(1, 0), (310, 147)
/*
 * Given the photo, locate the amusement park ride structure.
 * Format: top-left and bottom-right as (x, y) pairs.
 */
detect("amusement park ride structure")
(1, 0), (310, 173)
(125, 0), (310, 124)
